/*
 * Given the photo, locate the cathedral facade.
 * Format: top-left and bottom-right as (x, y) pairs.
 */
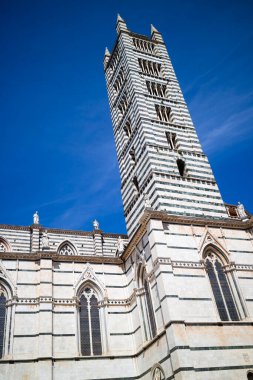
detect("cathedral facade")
(0, 16), (253, 380)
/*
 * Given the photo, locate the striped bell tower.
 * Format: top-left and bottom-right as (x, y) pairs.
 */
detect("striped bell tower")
(104, 15), (228, 237)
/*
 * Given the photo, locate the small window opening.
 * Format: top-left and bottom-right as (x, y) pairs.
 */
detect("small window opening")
(177, 159), (185, 177)
(166, 132), (177, 149)
(129, 148), (136, 164)
(247, 372), (253, 380)
(123, 120), (132, 138)
(133, 176), (139, 193)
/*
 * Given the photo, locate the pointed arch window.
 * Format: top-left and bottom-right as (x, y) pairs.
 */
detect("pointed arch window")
(0, 238), (10, 253)
(79, 287), (102, 356)
(0, 293), (6, 358)
(205, 252), (239, 321)
(58, 241), (77, 256)
(152, 366), (165, 380)
(177, 158), (185, 177)
(137, 267), (157, 342)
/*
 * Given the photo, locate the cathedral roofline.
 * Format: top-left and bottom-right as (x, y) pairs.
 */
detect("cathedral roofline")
(0, 224), (128, 239)
(122, 209), (253, 261)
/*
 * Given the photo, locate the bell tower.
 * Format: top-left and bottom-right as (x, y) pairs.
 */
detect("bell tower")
(104, 16), (228, 237)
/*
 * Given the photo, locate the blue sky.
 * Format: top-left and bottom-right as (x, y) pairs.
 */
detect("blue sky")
(0, 0), (252, 233)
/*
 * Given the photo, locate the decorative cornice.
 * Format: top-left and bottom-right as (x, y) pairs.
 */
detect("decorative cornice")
(0, 224), (128, 239)
(122, 210), (253, 261)
(0, 251), (123, 265)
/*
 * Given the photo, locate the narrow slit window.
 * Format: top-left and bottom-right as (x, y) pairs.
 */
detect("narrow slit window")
(133, 176), (139, 193)
(129, 148), (136, 164)
(177, 158), (185, 177)
(0, 293), (6, 358)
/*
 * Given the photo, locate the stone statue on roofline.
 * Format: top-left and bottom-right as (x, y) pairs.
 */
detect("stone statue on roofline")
(143, 193), (152, 209)
(93, 219), (99, 230)
(33, 211), (39, 225)
(237, 202), (248, 221)
(41, 230), (49, 250)
(117, 236), (124, 255)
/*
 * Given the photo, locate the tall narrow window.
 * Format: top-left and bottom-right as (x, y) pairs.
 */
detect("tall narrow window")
(205, 253), (239, 321)
(247, 373), (253, 380)
(155, 105), (171, 122)
(133, 176), (139, 193)
(123, 119), (132, 138)
(79, 287), (102, 356)
(129, 148), (136, 164)
(166, 132), (177, 149)
(0, 293), (6, 358)
(177, 158), (185, 177)
(143, 277), (156, 339)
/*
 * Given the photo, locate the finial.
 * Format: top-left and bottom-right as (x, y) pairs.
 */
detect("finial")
(151, 24), (159, 34)
(33, 211), (39, 225)
(104, 47), (110, 57)
(117, 14), (125, 23)
(116, 14), (127, 34)
(93, 219), (99, 230)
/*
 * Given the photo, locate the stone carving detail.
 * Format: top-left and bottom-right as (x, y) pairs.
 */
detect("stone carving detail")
(237, 202), (248, 220)
(116, 236), (125, 255)
(33, 211), (39, 225)
(143, 193), (152, 209)
(59, 243), (75, 255)
(0, 242), (7, 252)
(93, 219), (99, 230)
(41, 230), (50, 250)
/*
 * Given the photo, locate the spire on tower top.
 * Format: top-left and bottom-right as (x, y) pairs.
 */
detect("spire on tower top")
(117, 14), (125, 23)
(103, 47), (111, 69)
(151, 24), (159, 34)
(116, 13), (127, 34)
(104, 47), (110, 57)
(151, 23), (164, 42)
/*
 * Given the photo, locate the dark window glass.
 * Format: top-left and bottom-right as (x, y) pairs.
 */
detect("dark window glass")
(0, 294), (6, 357)
(177, 159), (185, 177)
(206, 259), (229, 321)
(144, 278), (156, 338)
(90, 295), (102, 355)
(247, 373), (253, 380)
(215, 261), (239, 321)
(80, 295), (90, 355)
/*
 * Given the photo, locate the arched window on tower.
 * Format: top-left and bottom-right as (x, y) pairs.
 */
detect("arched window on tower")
(137, 267), (157, 341)
(79, 287), (102, 356)
(204, 251), (240, 321)
(247, 372), (253, 380)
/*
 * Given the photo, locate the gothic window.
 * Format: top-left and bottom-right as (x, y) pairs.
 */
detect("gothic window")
(123, 119), (132, 138)
(113, 68), (124, 93)
(166, 132), (177, 149)
(0, 238), (10, 253)
(247, 372), (253, 380)
(143, 276), (156, 339)
(137, 266), (157, 342)
(155, 105), (171, 122)
(152, 366), (165, 380)
(133, 37), (155, 53)
(79, 287), (102, 356)
(0, 292), (6, 358)
(118, 92), (128, 115)
(205, 253), (239, 321)
(146, 81), (166, 98)
(109, 46), (119, 71)
(58, 241), (76, 255)
(177, 158), (186, 177)
(138, 58), (162, 77)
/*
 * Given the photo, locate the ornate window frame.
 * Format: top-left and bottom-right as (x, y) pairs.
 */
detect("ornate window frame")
(136, 262), (157, 342)
(74, 265), (108, 356)
(203, 243), (246, 321)
(57, 240), (78, 256)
